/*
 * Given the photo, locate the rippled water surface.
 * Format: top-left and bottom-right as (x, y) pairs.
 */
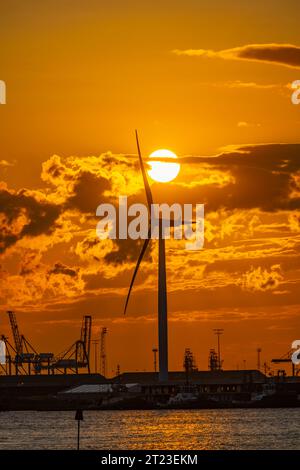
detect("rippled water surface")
(0, 409), (299, 449)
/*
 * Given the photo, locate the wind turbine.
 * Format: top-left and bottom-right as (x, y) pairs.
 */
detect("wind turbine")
(124, 130), (169, 382)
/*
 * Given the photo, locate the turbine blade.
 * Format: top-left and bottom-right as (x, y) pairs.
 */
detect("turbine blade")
(170, 219), (197, 227)
(135, 130), (153, 211)
(124, 235), (151, 315)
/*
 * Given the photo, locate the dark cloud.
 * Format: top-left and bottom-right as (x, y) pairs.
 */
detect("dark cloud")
(0, 187), (61, 253)
(19, 252), (41, 276)
(105, 237), (153, 265)
(67, 172), (111, 213)
(173, 44), (300, 68)
(157, 144), (300, 212)
(1, 143), (299, 258)
(48, 262), (78, 278)
(237, 44), (300, 68)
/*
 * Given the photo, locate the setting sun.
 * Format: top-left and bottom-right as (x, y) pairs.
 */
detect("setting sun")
(147, 149), (180, 183)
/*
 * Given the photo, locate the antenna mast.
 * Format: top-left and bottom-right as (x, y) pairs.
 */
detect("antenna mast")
(100, 327), (107, 377)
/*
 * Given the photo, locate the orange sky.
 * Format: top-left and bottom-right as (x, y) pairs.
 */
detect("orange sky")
(1, 1), (300, 376)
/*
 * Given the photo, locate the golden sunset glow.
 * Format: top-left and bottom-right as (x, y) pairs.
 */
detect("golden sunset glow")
(147, 149), (180, 183)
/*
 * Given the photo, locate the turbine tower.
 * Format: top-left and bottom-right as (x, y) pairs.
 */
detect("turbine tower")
(124, 131), (169, 382)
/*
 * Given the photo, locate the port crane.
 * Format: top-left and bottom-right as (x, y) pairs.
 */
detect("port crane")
(53, 315), (92, 373)
(7, 311), (22, 355)
(1, 312), (92, 375)
(271, 348), (299, 376)
(6, 311), (52, 375)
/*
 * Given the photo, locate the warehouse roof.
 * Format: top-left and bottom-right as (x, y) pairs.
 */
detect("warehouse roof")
(112, 370), (266, 385)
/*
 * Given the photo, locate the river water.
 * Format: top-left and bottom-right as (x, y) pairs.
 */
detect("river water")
(0, 409), (299, 450)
